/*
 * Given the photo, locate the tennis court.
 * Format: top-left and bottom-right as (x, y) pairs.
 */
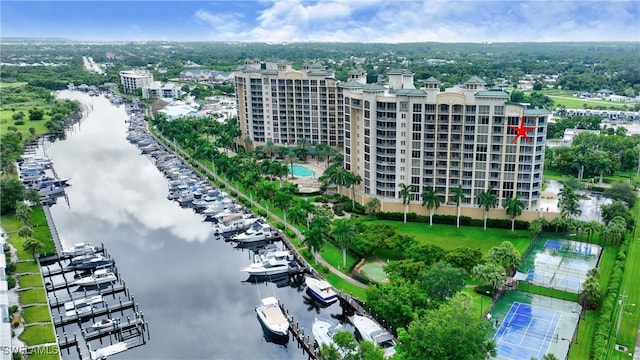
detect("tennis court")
(490, 291), (581, 360)
(494, 302), (561, 359)
(519, 238), (601, 293)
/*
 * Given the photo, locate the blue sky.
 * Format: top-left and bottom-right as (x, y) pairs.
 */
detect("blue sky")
(2, 1), (639, 42)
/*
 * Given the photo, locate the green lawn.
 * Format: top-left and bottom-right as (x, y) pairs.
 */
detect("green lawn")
(19, 274), (44, 288)
(462, 287), (492, 317)
(569, 311), (599, 359)
(18, 288), (47, 305)
(367, 220), (531, 254)
(19, 324), (57, 345)
(319, 242), (359, 272)
(21, 306), (52, 323)
(15, 261), (40, 274)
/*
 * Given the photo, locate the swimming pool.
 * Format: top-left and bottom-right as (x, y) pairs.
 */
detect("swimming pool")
(289, 164), (315, 177)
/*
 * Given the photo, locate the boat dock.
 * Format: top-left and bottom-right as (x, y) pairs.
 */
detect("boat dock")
(38, 242), (148, 359)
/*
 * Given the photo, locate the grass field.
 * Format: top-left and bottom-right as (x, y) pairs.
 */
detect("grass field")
(19, 274), (45, 288)
(540, 90), (629, 110)
(18, 288), (47, 305)
(21, 306), (52, 323)
(365, 220), (531, 255)
(19, 324), (57, 345)
(319, 242), (359, 272)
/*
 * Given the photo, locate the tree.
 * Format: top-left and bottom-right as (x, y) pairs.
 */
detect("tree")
(604, 182), (637, 208)
(445, 247), (483, 273)
(303, 225), (325, 265)
(28, 108), (44, 121)
(420, 262), (466, 302)
(264, 140), (276, 160)
(398, 183), (412, 224)
(421, 186), (441, 227)
(14, 201), (32, 226)
(601, 200), (634, 229)
(582, 276), (601, 310)
(451, 185), (466, 228)
(345, 172), (362, 209)
(23, 238), (44, 260)
(364, 197), (381, 218)
(485, 242), (521, 276)
(594, 156), (612, 184)
(18, 226), (33, 239)
(331, 219), (355, 269)
(273, 187), (294, 226)
(504, 194), (525, 232)
(395, 293), (496, 360)
(477, 187), (497, 230)
(315, 142), (331, 165)
(0, 178), (23, 215)
(471, 263), (507, 292)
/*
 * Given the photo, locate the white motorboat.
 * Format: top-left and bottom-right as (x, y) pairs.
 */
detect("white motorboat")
(214, 213), (257, 235)
(91, 318), (117, 331)
(312, 317), (346, 351)
(64, 295), (103, 317)
(231, 223), (275, 243)
(62, 242), (97, 257)
(305, 276), (338, 305)
(72, 269), (117, 287)
(255, 297), (289, 337)
(349, 314), (396, 358)
(241, 250), (296, 277)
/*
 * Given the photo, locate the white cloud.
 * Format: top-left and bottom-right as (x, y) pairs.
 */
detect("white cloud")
(195, 0), (640, 42)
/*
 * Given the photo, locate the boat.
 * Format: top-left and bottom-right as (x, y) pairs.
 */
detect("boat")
(64, 295), (103, 317)
(349, 314), (396, 358)
(255, 296), (289, 338)
(305, 276), (338, 305)
(71, 269), (117, 287)
(214, 213), (258, 235)
(91, 318), (118, 331)
(62, 242), (97, 257)
(240, 250), (296, 277)
(312, 317), (345, 351)
(231, 223), (275, 243)
(68, 253), (103, 267)
(68, 256), (114, 271)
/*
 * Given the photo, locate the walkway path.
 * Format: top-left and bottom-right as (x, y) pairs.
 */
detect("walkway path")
(154, 132), (368, 289)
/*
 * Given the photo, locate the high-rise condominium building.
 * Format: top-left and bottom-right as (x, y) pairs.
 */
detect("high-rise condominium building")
(234, 60), (343, 147)
(119, 70), (154, 94)
(341, 70), (549, 210)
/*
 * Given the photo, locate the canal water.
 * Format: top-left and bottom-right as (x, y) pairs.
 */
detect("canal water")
(46, 91), (346, 359)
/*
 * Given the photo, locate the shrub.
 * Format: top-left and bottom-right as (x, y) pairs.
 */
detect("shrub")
(7, 277), (15, 289)
(14, 120), (25, 126)
(256, 209), (268, 218)
(285, 229), (296, 239)
(274, 223), (285, 230)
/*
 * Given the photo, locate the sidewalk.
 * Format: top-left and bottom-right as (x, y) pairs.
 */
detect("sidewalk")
(155, 132), (368, 289)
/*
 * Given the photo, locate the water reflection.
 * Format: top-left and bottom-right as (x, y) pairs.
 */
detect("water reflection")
(42, 91), (349, 359)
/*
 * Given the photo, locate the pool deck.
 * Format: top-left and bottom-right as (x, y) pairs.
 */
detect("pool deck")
(288, 161), (327, 193)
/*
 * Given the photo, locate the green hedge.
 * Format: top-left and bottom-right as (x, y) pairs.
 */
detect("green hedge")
(591, 239), (629, 359)
(376, 211), (529, 230)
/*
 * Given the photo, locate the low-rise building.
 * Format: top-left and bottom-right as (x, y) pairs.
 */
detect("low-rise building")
(119, 70), (153, 94)
(142, 82), (181, 99)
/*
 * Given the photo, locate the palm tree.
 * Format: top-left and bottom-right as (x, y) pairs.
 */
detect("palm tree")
(23, 238), (43, 260)
(451, 185), (466, 228)
(365, 197), (381, 218)
(275, 146), (288, 160)
(584, 221), (601, 242)
(285, 152), (297, 179)
(504, 194), (525, 232)
(260, 159), (272, 177)
(18, 226), (33, 239)
(582, 276), (601, 310)
(304, 225), (325, 265)
(15, 202), (32, 226)
(398, 183), (412, 224)
(595, 156), (612, 184)
(345, 172), (362, 209)
(477, 187), (497, 230)
(572, 154), (587, 180)
(264, 140), (276, 160)
(273, 188), (294, 226)
(421, 186), (441, 227)
(314, 143), (330, 165)
(288, 205), (308, 228)
(331, 219), (355, 269)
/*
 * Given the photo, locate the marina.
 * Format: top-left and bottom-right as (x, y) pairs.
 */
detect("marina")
(35, 91), (391, 359)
